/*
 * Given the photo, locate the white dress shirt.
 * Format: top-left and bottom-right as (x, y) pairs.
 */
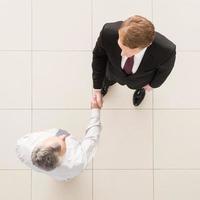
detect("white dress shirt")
(121, 47), (147, 73)
(16, 109), (101, 181)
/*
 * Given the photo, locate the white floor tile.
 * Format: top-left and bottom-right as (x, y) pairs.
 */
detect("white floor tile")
(32, 170), (92, 200)
(155, 170), (200, 200)
(0, 170), (31, 200)
(154, 52), (200, 109)
(0, 110), (31, 169)
(94, 170), (153, 200)
(0, 53), (31, 108)
(154, 110), (200, 168)
(94, 110), (152, 169)
(33, 52), (92, 109)
(32, 0), (91, 50)
(0, 0), (31, 50)
(153, 0), (200, 51)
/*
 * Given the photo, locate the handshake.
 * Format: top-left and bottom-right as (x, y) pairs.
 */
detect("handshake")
(91, 90), (103, 109)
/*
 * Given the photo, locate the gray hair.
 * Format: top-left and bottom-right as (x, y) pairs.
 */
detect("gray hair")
(31, 143), (61, 171)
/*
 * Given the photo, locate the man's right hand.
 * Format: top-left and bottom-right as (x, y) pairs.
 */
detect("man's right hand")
(92, 90), (103, 108)
(91, 94), (101, 109)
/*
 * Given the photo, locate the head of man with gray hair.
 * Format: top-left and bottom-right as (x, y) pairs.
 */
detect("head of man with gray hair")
(31, 135), (66, 171)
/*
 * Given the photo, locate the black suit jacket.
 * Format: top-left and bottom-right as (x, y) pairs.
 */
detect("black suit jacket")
(92, 21), (176, 89)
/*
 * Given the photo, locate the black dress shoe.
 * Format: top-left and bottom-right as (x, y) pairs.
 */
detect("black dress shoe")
(133, 88), (146, 106)
(101, 83), (110, 96)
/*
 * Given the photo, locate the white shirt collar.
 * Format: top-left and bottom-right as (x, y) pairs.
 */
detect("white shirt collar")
(135, 46), (147, 57)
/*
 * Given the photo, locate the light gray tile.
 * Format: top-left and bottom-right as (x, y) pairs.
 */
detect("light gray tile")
(153, 0), (200, 51)
(0, 170), (31, 200)
(154, 52), (200, 109)
(0, 52), (31, 108)
(0, 0), (31, 50)
(32, 170), (92, 200)
(94, 170), (153, 200)
(0, 110), (31, 169)
(154, 110), (200, 168)
(32, 52), (92, 109)
(94, 110), (153, 169)
(32, 0), (91, 50)
(155, 170), (200, 200)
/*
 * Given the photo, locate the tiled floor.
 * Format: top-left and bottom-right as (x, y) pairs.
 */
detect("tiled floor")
(0, 0), (200, 200)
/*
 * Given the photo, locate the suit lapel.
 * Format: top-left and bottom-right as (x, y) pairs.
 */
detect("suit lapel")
(113, 43), (154, 75)
(115, 44), (122, 67)
(134, 45), (154, 73)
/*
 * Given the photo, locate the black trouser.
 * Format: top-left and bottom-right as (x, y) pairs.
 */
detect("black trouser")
(103, 77), (116, 87)
(103, 75), (144, 92)
(103, 67), (143, 90)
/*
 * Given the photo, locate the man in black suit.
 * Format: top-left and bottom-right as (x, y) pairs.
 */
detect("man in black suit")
(92, 15), (176, 107)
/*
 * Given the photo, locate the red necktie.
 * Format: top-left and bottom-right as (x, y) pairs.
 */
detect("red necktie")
(123, 56), (134, 75)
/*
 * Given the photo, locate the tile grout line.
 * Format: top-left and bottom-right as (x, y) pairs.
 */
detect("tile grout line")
(91, 0), (93, 51)
(92, 159), (94, 200)
(152, 1), (155, 199)
(0, 50), (92, 52)
(3, 168), (200, 171)
(152, 91), (155, 200)
(91, 0), (94, 199)
(30, 0), (33, 199)
(0, 50), (200, 52)
(0, 169), (32, 171)
(91, 168), (200, 170)
(2, 108), (200, 110)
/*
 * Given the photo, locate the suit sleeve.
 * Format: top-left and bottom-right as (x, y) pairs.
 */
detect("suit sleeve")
(149, 50), (176, 88)
(92, 24), (108, 89)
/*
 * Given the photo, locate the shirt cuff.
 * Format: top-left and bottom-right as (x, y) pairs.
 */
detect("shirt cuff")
(91, 108), (100, 117)
(93, 89), (101, 92)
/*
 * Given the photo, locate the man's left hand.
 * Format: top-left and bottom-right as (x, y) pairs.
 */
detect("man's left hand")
(143, 84), (153, 92)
